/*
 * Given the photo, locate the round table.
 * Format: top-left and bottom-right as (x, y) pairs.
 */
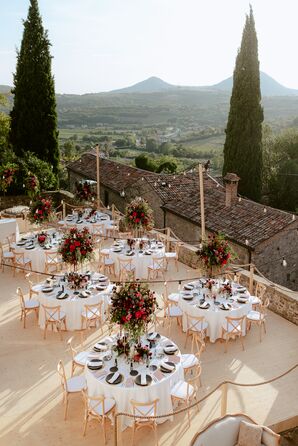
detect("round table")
(86, 333), (183, 430)
(107, 240), (165, 279)
(58, 211), (113, 236)
(12, 231), (62, 272)
(33, 274), (113, 330)
(177, 280), (253, 343)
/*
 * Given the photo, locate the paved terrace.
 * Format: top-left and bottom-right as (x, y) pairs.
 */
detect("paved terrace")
(0, 240), (297, 446)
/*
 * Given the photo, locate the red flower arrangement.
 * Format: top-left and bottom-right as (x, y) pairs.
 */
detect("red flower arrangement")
(66, 272), (89, 289)
(26, 173), (39, 198)
(59, 227), (94, 269)
(124, 197), (154, 231)
(133, 343), (152, 363)
(0, 164), (18, 193)
(198, 233), (235, 270)
(110, 282), (157, 340)
(37, 231), (48, 246)
(75, 181), (96, 202)
(28, 197), (54, 225)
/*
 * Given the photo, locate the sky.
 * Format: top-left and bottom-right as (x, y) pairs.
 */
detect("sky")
(1, 0), (298, 94)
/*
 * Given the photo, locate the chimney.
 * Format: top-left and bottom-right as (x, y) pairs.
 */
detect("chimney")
(224, 173), (240, 207)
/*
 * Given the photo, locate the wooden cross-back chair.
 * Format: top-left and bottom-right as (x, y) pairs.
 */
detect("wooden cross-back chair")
(184, 313), (208, 350)
(130, 398), (159, 446)
(42, 304), (67, 340)
(83, 390), (116, 443)
(221, 315), (246, 353)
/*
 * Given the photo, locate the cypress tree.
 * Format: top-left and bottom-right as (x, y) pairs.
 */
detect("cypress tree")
(222, 6), (263, 201)
(10, 0), (59, 175)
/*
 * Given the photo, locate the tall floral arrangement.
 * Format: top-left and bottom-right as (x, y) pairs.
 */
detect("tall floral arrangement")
(59, 227), (93, 270)
(124, 197), (154, 231)
(110, 282), (157, 341)
(198, 233), (235, 273)
(26, 173), (39, 198)
(0, 164), (18, 193)
(75, 181), (95, 202)
(28, 197), (53, 225)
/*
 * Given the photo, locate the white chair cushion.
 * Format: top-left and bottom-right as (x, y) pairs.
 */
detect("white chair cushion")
(90, 397), (115, 416)
(24, 300), (40, 309)
(74, 351), (90, 365)
(165, 252), (177, 259)
(104, 259), (114, 265)
(166, 306), (183, 317)
(4, 252), (14, 258)
(168, 293), (179, 303)
(81, 309), (100, 319)
(171, 380), (194, 399)
(66, 375), (86, 392)
(181, 354), (199, 369)
(247, 311), (264, 322)
(250, 296), (261, 305)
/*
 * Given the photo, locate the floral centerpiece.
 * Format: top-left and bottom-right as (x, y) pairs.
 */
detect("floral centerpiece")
(59, 227), (94, 270)
(66, 272), (89, 289)
(220, 282), (232, 297)
(37, 231), (48, 246)
(124, 197), (154, 232)
(28, 197), (54, 225)
(113, 336), (130, 357)
(110, 282), (157, 341)
(132, 342), (152, 363)
(75, 181), (95, 203)
(198, 233), (235, 276)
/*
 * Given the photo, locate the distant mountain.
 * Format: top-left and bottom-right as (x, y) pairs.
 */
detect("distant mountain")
(212, 72), (298, 96)
(109, 72), (298, 97)
(112, 76), (175, 93)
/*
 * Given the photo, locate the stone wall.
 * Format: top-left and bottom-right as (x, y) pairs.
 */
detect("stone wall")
(238, 270), (298, 326)
(252, 221), (298, 291)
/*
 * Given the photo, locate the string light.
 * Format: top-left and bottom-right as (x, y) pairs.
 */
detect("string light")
(154, 182), (157, 187)
(141, 177), (144, 181)
(120, 190), (125, 197)
(238, 197), (242, 202)
(292, 215), (296, 221)
(263, 207), (267, 214)
(245, 239), (249, 246)
(282, 257), (287, 267)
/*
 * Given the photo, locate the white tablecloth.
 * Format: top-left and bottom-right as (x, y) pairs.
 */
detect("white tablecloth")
(13, 241), (60, 273)
(86, 334), (183, 430)
(0, 218), (19, 243)
(33, 282), (113, 330)
(177, 281), (253, 342)
(108, 244), (165, 279)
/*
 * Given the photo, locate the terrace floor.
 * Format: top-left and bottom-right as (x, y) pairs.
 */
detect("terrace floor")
(0, 244), (297, 446)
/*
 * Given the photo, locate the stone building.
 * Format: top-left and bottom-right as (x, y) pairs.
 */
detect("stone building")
(67, 152), (298, 290)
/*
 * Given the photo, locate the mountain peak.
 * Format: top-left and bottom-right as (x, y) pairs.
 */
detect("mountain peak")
(111, 76), (174, 93)
(212, 71), (298, 96)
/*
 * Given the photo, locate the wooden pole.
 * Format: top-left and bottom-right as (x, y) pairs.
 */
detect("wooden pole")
(249, 263), (254, 294)
(62, 200), (66, 219)
(96, 144), (100, 210)
(198, 164), (206, 241)
(221, 382), (228, 416)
